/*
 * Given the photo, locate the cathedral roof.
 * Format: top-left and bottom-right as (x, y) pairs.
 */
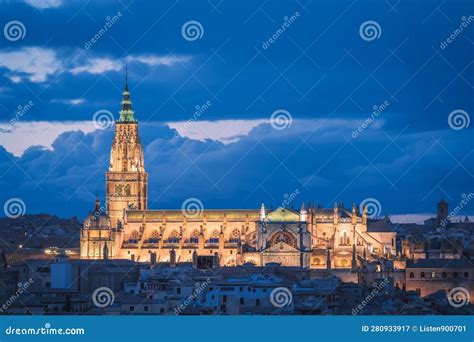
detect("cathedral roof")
(367, 217), (394, 232)
(84, 198), (110, 230)
(126, 209), (260, 222)
(266, 207), (300, 222)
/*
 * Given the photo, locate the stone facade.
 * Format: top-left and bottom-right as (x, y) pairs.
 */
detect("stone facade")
(80, 76), (396, 268)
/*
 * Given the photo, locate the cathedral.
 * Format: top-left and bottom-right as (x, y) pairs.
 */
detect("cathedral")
(80, 75), (396, 269)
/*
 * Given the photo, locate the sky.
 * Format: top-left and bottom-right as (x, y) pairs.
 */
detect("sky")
(0, 0), (472, 220)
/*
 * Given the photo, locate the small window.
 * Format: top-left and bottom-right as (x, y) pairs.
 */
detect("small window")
(409, 272), (414, 278)
(453, 272), (458, 278)
(442, 272), (447, 278)
(420, 272), (425, 278)
(256, 299), (260, 306)
(240, 298), (244, 305)
(464, 272), (469, 278)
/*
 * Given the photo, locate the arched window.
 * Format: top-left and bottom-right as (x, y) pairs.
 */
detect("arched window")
(340, 231), (350, 245)
(230, 229), (240, 243)
(148, 230), (160, 243)
(190, 229), (199, 243)
(409, 272), (414, 278)
(128, 230), (139, 244)
(420, 272), (425, 278)
(209, 230), (220, 243)
(269, 231), (297, 248)
(167, 230), (180, 244)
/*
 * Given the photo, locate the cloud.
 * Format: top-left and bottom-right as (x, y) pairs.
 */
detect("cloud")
(69, 54), (190, 75)
(23, 0), (62, 9)
(167, 119), (267, 144)
(0, 119), (267, 156)
(127, 54), (191, 67)
(51, 98), (86, 105)
(9, 76), (22, 83)
(0, 47), (63, 83)
(0, 119), (471, 218)
(390, 214), (474, 224)
(0, 47), (193, 82)
(70, 57), (122, 75)
(0, 121), (97, 156)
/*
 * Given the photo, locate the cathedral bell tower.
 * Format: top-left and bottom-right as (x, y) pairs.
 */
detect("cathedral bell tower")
(106, 69), (148, 227)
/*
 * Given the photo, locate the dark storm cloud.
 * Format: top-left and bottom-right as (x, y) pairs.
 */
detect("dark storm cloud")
(0, 120), (472, 218)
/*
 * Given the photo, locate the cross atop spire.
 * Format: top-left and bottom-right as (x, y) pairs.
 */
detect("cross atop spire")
(118, 65), (136, 122)
(124, 64), (129, 92)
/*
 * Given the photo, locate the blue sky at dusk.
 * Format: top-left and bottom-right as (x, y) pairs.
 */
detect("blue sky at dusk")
(0, 0), (472, 220)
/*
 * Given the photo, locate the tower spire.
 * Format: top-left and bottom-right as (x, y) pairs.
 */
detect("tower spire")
(118, 65), (135, 122)
(125, 64), (129, 91)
